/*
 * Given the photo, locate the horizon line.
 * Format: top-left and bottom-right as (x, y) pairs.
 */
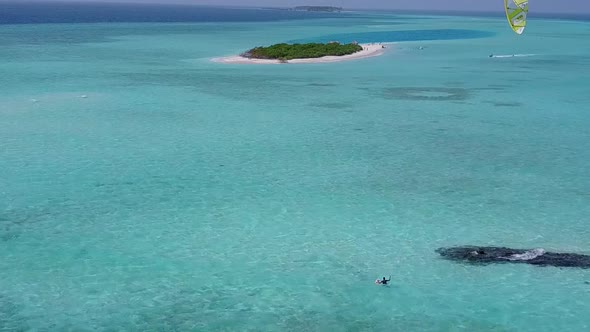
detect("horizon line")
(2, 1), (590, 16)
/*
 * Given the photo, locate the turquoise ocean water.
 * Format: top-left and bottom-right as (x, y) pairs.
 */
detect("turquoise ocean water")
(1, 6), (590, 331)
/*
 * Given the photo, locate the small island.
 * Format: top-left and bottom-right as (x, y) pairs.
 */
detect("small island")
(293, 6), (343, 12)
(241, 42), (363, 61)
(212, 42), (387, 65)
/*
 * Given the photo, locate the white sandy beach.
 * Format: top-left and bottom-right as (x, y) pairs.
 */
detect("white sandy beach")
(212, 43), (388, 64)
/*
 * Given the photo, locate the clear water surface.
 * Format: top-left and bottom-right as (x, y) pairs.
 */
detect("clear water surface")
(1, 3), (589, 331)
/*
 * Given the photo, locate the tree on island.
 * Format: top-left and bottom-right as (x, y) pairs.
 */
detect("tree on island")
(241, 42), (362, 61)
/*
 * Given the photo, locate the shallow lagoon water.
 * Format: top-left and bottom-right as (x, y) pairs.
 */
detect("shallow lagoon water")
(1, 6), (590, 331)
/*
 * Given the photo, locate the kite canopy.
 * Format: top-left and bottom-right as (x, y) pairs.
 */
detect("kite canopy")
(505, 0), (529, 34)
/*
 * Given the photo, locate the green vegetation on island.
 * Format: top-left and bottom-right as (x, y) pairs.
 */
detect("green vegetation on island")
(242, 42), (363, 61)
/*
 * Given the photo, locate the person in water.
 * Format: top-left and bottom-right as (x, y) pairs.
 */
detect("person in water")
(376, 276), (391, 285)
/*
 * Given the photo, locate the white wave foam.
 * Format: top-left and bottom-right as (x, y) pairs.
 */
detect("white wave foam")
(490, 54), (537, 58)
(505, 248), (546, 261)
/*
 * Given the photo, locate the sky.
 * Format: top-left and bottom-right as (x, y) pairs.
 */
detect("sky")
(16, 0), (590, 14)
